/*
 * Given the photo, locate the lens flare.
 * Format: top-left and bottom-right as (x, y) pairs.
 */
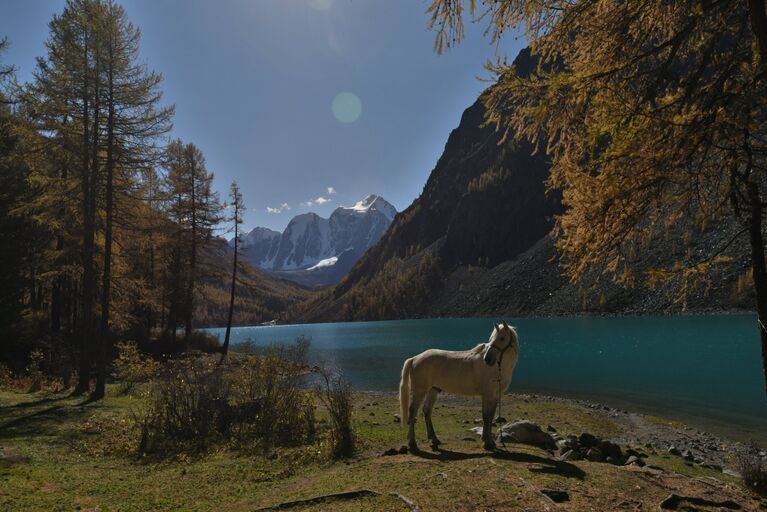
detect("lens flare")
(331, 92), (362, 123)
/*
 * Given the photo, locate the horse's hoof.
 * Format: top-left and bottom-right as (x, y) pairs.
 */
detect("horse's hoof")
(408, 442), (419, 453)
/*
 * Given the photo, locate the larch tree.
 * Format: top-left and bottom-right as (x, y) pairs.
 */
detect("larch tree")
(219, 181), (244, 364)
(426, 0), (767, 395)
(25, 0), (172, 398)
(27, 0), (104, 394)
(92, 0), (173, 399)
(161, 139), (221, 348)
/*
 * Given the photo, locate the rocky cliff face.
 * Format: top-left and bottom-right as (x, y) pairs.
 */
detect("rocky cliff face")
(291, 47), (753, 323)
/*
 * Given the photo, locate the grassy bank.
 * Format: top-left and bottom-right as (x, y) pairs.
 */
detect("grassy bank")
(1, 387), (764, 511)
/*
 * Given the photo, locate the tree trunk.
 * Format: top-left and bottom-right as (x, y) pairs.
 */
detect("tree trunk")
(747, 181), (767, 399)
(185, 162), (197, 350)
(219, 221), (238, 365)
(74, 40), (92, 396)
(748, 0), (767, 68)
(94, 53), (115, 401)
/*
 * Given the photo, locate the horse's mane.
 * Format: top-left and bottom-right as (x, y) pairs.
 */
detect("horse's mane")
(469, 343), (486, 354)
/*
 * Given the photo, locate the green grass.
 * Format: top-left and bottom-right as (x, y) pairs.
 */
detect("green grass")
(0, 386), (759, 511)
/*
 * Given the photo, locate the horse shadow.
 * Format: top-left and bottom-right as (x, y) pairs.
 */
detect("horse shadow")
(408, 446), (586, 480)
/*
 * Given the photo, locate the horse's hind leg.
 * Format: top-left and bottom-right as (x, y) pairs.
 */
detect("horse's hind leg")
(423, 387), (441, 447)
(407, 387), (427, 452)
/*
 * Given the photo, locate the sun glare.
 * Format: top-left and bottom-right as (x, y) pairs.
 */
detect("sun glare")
(331, 92), (362, 123)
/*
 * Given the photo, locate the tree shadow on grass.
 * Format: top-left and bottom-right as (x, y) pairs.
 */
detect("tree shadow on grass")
(0, 396), (95, 440)
(3, 394), (70, 410)
(408, 446), (585, 480)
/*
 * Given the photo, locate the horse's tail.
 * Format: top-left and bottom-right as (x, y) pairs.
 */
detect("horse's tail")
(399, 358), (413, 426)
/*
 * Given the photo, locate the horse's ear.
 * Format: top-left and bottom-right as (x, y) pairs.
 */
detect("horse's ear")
(502, 320), (510, 329)
(493, 322), (500, 332)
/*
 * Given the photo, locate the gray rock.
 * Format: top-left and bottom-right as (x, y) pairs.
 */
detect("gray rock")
(561, 449), (584, 461)
(667, 446), (681, 456)
(579, 432), (598, 447)
(393, 414), (401, 423)
(586, 447), (604, 462)
(625, 455), (645, 467)
(383, 448), (398, 456)
(498, 420), (556, 449)
(470, 426), (484, 436)
(600, 440), (623, 461)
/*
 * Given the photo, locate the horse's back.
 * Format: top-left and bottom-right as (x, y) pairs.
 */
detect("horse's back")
(409, 345), (487, 396)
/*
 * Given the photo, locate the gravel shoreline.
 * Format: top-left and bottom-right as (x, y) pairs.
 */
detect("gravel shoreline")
(357, 390), (766, 478)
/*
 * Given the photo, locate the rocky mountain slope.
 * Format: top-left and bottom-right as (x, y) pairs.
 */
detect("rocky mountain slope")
(234, 194), (396, 287)
(291, 48), (754, 323)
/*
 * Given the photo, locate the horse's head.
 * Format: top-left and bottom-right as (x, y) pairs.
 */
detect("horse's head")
(483, 321), (518, 367)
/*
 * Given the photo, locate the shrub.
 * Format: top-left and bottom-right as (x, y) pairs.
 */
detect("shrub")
(316, 367), (355, 459)
(229, 338), (316, 451)
(188, 331), (222, 353)
(736, 445), (767, 497)
(139, 356), (231, 453)
(113, 341), (160, 393)
(138, 338), (317, 455)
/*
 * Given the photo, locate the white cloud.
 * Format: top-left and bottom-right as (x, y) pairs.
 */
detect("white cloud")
(301, 196), (332, 208)
(266, 203), (291, 214)
(327, 187), (336, 195)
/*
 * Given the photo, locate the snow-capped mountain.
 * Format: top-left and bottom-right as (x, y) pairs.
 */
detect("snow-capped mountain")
(234, 194), (397, 285)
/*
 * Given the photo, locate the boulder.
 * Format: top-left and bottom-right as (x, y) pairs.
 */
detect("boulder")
(497, 420), (556, 449)
(586, 447), (604, 462)
(600, 440), (624, 462)
(579, 432), (599, 447)
(561, 449), (584, 461)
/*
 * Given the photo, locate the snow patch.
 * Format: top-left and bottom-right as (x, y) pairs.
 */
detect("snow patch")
(307, 256), (338, 271)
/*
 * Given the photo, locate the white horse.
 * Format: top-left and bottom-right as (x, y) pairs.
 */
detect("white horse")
(399, 321), (519, 452)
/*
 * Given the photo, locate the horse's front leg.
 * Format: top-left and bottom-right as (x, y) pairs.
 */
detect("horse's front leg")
(481, 394), (497, 451)
(423, 387), (441, 448)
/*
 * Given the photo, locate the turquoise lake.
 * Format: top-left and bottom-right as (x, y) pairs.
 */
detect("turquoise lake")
(205, 315), (767, 443)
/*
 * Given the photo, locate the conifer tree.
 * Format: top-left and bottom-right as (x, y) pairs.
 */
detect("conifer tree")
(220, 181), (244, 364)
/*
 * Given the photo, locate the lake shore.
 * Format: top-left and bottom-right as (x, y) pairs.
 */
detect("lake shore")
(3, 386), (766, 511)
(359, 390), (766, 476)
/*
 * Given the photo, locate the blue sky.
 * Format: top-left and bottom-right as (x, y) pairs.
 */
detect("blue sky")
(0, 0), (525, 232)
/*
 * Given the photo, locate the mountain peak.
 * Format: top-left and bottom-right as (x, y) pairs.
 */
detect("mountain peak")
(236, 193), (396, 283)
(344, 194), (397, 221)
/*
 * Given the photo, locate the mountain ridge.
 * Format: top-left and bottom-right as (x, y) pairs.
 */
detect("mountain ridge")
(289, 48), (753, 323)
(233, 194), (397, 287)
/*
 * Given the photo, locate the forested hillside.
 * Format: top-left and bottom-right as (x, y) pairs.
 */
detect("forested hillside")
(0, 2), (306, 396)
